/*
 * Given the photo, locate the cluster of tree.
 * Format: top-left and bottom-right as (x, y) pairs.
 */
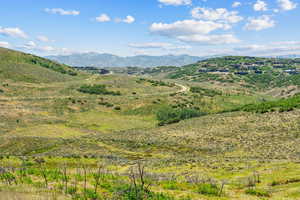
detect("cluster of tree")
(156, 106), (206, 126)
(231, 94), (300, 114)
(190, 86), (222, 97)
(78, 84), (121, 96)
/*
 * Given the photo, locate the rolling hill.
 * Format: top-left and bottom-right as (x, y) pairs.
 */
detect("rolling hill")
(1, 49), (300, 199)
(0, 47), (79, 83)
(165, 56), (300, 91)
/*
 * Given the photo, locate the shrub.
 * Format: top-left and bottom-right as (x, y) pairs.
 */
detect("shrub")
(156, 106), (205, 126)
(196, 183), (219, 196)
(190, 87), (222, 97)
(245, 188), (271, 197)
(114, 106), (121, 111)
(84, 188), (100, 199)
(115, 184), (174, 200)
(78, 84), (121, 96)
(230, 94), (300, 114)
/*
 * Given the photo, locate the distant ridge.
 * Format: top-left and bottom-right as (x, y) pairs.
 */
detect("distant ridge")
(46, 53), (208, 67)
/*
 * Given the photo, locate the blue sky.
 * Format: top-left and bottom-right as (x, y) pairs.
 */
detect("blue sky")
(0, 0), (299, 57)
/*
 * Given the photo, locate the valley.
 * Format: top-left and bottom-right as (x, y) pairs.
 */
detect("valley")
(1, 48), (300, 199)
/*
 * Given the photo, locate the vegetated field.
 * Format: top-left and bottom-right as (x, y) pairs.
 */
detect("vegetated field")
(1, 48), (300, 199)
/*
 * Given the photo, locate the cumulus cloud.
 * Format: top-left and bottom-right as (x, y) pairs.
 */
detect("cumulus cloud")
(158, 0), (192, 6)
(244, 15), (275, 31)
(22, 41), (57, 52)
(0, 41), (10, 48)
(277, 0), (297, 11)
(150, 20), (230, 36)
(96, 14), (111, 22)
(253, 0), (268, 11)
(0, 27), (27, 38)
(128, 42), (191, 50)
(232, 2), (242, 8)
(176, 34), (240, 45)
(123, 15), (135, 24)
(45, 8), (80, 16)
(191, 7), (243, 24)
(150, 19), (240, 45)
(37, 35), (51, 42)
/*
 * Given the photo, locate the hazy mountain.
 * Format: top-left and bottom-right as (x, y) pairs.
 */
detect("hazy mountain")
(275, 55), (300, 59)
(46, 53), (206, 67)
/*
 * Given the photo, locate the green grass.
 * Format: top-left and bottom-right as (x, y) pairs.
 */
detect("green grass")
(0, 47), (81, 83)
(2, 49), (300, 199)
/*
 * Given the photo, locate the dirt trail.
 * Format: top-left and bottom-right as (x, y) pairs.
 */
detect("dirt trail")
(175, 83), (189, 93)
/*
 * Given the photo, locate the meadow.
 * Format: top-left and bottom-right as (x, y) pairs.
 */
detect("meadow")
(1, 48), (300, 199)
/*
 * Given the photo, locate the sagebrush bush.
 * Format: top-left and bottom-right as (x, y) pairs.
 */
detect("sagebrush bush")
(245, 188), (270, 197)
(78, 84), (121, 96)
(196, 183), (219, 196)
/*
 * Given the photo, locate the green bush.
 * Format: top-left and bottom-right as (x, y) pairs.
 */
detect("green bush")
(78, 84), (121, 96)
(115, 184), (174, 200)
(190, 87), (222, 97)
(230, 94), (300, 114)
(196, 183), (219, 196)
(245, 188), (270, 197)
(156, 106), (205, 126)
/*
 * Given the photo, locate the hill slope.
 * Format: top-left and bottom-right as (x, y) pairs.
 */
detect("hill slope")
(166, 56), (300, 90)
(0, 47), (79, 83)
(47, 53), (205, 67)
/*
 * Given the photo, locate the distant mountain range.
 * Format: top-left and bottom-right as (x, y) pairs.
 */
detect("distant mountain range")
(46, 53), (207, 67)
(275, 55), (300, 59)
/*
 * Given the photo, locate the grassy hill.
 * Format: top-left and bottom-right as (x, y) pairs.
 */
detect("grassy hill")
(1, 50), (300, 199)
(166, 56), (300, 91)
(0, 47), (79, 83)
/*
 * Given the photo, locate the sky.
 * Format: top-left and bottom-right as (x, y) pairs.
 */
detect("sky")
(0, 0), (300, 57)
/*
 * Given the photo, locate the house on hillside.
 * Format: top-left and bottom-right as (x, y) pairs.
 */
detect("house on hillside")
(231, 64), (242, 69)
(234, 71), (249, 75)
(99, 69), (110, 74)
(273, 64), (286, 69)
(284, 69), (299, 74)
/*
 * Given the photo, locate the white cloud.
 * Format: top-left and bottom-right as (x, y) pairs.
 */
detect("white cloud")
(191, 7), (243, 23)
(96, 14), (111, 22)
(45, 8), (80, 16)
(253, 0), (268, 11)
(23, 41), (37, 49)
(234, 41), (300, 56)
(158, 0), (192, 6)
(22, 41), (57, 52)
(37, 35), (51, 42)
(123, 15), (135, 24)
(277, 0), (297, 11)
(0, 41), (10, 48)
(129, 42), (191, 50)
(232, 2), (242, 8)
(244, 15), (275, 31)
(0, 27), (27, 38)
(176, 34), (240, 45)
(150, 20), (231, 36)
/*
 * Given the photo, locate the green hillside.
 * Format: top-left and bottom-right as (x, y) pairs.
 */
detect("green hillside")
(166, 56), (300, 90)
(0, 47), (79, 83)
(1, 50), (300, 199)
